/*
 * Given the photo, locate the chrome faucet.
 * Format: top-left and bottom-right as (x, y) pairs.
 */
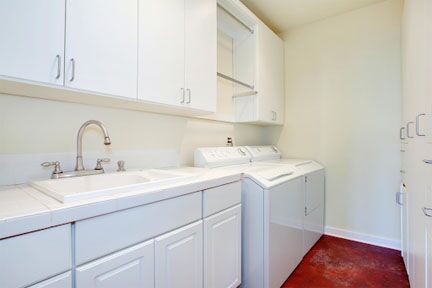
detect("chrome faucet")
(75, 120), (111, 171)
(41, 120), (112, 179)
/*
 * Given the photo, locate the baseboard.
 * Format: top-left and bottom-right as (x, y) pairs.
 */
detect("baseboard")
(325, 226), (401, 250)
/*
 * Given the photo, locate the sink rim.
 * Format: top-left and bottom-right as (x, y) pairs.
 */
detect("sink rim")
(31, 169), (195, 204)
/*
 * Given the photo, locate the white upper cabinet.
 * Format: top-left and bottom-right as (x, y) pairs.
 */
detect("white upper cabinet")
(139, 0), (217, 112)
(217, 0), (285, 125)
(185, 0), (217, 112)
(0, 0), (65, 85)
(138, 0), (185, 106)
(256, 23), (285, 125)
(65, 0), (138, 99)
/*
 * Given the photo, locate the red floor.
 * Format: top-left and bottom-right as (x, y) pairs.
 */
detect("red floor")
(282, 235), (410, 288)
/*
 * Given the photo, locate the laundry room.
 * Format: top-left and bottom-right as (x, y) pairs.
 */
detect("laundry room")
(0, 0), (428, 287)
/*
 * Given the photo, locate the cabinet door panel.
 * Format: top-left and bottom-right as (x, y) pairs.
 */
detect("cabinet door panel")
(139, 0), (185, 106)
(204, 205), (241, 288)
(155, 221), (203, 288)
(257, 23), (284, 125)
(0, 0), (65, 85)
(65, 0), (137, 98)
(29, 272), (72, 288)
(185, 0), (217, 112)
(305, 170), (325, 214)
(76, 240), (154, 288)
(0, 225), (71, 288)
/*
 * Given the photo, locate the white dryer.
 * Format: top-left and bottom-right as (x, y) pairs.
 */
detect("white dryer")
(244, 145), (325, 255)
(195, 147), (305, 288)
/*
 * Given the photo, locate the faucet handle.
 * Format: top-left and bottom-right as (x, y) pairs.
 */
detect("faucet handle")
(95, 158), (110, 171)
(41, 161), (63, 176)
(117, 160), (126, 172)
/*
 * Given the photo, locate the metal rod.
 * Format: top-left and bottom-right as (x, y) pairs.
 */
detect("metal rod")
(217, 72), (254, 90)
(217, 4), (254, 34)
(232, 91), (258, 97)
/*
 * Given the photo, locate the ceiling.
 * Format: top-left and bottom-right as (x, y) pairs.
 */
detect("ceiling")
(240, 0), (387, 34)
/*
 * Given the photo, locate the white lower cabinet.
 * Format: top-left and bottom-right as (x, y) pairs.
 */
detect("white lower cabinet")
(204, 205), (241, 288)
(3, 182), (242, 288)
(155, 221), (203, 288)
(76, 239), (154, 288)
(0, 224), (71, 288)
(28, 272), (72, 288)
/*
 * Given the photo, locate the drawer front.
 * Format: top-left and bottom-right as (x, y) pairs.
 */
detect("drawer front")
(76, 240), (154, 288)
(203, 181), (241, 217)
(75, 192), (202, 265)
(0, 225), (72, 288)
(28, 272), (72, 288)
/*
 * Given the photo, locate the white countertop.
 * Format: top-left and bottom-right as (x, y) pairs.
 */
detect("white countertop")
(0, 167), (241, 239)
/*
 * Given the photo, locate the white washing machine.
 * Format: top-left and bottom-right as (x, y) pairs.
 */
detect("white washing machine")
(244, 145), (325, 255)
(195, 146), (305, 288)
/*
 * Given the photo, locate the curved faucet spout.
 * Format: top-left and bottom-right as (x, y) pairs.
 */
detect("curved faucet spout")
(75, 120), (111, 171)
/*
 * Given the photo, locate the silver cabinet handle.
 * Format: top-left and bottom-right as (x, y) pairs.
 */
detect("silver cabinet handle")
(186, 89), (191, 104)
(55, 55), (61, 79)
(400, 127), (406, 140)
(395, 192), (403, 206)
(423, 160), (432, 164)
(407, 121), (415, 138)
(180, 88), (185, 104)
(423, 207), (432, 217)
(271, 111), (277, 121)
(416, 113), (426, 136)
(70, 58), (75, 82)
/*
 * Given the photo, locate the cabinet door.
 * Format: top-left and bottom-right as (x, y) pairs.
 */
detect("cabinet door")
(139, 0), (185, 106)
(184, 0), (217, 112)
(304, 171), (325, 254)
(204, 205), (241, 288)
(0, 0), (65, 85)
(155, 221), (203, 288)
(65, 0), (138, 99)
(29, 272), (72, 288)
(76, 240), (154, 288)
(305, 171), (325, 215)
(257, 23), (284, 125)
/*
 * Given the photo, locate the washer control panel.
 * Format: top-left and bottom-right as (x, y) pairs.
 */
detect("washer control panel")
(244, 146), (281, 161)
(194, 147), (251, 168)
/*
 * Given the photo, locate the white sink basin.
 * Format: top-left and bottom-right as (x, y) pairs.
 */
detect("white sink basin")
(31, 170), (194, 203)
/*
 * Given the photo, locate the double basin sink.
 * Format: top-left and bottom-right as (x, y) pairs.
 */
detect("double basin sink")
(31, 169), (194, 203)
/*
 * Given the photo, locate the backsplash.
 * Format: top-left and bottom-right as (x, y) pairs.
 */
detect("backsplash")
(0, 94), (268, 185)
(0, 149), (180, 186)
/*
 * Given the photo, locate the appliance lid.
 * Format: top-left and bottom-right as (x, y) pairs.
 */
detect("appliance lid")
(241, 164), (300, 188)
(256, 166), (295, 181)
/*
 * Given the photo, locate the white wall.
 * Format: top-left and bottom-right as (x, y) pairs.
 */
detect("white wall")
(0, 94), (265, 185)
(265, 0), (402, 244)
